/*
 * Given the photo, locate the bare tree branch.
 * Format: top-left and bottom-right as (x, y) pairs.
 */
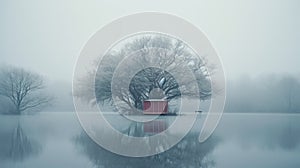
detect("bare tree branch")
(0, 66), (52, 114)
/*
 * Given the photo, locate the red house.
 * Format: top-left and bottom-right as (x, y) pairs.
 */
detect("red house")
(143, 99), (168, 115)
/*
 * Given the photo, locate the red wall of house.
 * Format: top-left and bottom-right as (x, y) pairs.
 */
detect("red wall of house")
(143, 100), (168, 114)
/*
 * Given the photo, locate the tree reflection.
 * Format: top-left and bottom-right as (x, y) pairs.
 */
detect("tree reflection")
(0, 121), (41, 162)
(216, 115), (300, 151)
(74, 128), (220, 168)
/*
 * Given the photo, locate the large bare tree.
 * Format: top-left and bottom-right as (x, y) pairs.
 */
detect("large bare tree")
(0, 66), (51, 114)
(77, 34), (212, 113)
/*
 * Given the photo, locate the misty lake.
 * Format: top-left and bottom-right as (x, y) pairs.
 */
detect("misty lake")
(0, 112), (299, 168)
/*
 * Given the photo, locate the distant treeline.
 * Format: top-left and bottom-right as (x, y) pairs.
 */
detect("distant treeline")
(225, 74), (300, 113)
(1, 72), (299, 114)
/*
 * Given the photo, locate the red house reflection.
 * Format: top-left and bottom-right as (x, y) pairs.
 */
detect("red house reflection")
(143, 99), (168, 115)
(143, 120), (167, 133)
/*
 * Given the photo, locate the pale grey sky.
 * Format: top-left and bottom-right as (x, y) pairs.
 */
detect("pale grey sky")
(1, 0), (299, 82)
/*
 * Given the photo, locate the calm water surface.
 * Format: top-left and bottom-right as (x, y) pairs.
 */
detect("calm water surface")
(0, 113), (299, 168)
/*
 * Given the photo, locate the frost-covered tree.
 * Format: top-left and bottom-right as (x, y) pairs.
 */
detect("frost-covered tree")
(78, 35), (212, 113)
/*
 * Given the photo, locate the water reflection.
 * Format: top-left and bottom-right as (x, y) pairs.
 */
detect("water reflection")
(74, 116), (220, 168)
(120, 118), (169, 137)
(0, 113), (299, 168)
(214, 114), (300, 150)
(0, 118), (41, 162)
(212, 114), (300, 168)
(143, 120), (168, 134)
